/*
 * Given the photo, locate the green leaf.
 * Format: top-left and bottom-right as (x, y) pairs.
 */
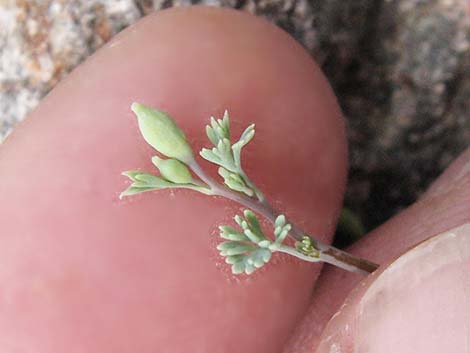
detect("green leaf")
(275, 224), (291, 244)
(232, 262), (246, 274)
(122, 171), (173, 187)
(121, 170), (144, 181)
(214, 139), (236, 171)
(205, 112), (230, 146)
(257, 240), (271, 248)
(218, 242), (257, 256)
(200, 112), (263, 201)
(199, 148), (221, 165)
(219, 226), (249, 241)
(221, 110), (230, 134)
(243, 210), (265, 243)
(218, 209), (290, 275)
(228, 248), (272, 275)
(201, 141), (237, 172)
(234, 210), (268, 244)
(133, 173), (165, 185)
(244, 263), (255, 275)
(119, 186), (158, 198)
(225, 255), (244, 264)
(218, 167), (254, 197)
(201, 112), (237, 172)
(120, 171), (180, 199)
(247, 248), (272, 267)
(206, 125), (219, 146)
(273, 214), (291, 244)
(275, 214), (286, 229)
(232, 124), (255, 168)
(217, 210), (274, 274)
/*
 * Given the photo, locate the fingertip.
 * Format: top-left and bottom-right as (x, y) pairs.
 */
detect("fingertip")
(317, 223), (470, 353)
(0, 6), (348, 353)
(283, 148), (470, 353)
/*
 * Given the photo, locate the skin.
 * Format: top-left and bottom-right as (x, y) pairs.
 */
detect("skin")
(0, 7), (346, 353)
(0, 6), (469, 353)
(283, 149), (470, 352)
(315, 223), (470, 353)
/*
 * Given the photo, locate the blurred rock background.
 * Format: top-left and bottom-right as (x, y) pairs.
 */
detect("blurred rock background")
(1, 0), (469, 239)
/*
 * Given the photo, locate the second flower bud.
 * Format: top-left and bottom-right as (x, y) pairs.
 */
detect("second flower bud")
(152, 156), (193, 184)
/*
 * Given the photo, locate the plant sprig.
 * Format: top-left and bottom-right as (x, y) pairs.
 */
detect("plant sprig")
(217, 210), (298, 274)
(121, 103), (379, 276)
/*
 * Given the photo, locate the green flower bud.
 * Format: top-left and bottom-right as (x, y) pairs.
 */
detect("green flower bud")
(152, 156), (193, 184)
(131, 103), (194, 163)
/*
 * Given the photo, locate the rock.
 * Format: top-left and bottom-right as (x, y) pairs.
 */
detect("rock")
(338, 0), (470, 230)
(0, 0), (468, 232)
(0, 0), (141, 139)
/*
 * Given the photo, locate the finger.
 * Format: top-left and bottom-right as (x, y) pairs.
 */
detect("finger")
(0, 6), (347, 353)
(283, 148), (470, 352)
(317, 223), (470, 353)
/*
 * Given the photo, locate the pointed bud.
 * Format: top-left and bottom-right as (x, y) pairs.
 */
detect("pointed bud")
(131, 103), (194, 163)
(152, 156), (193, 184)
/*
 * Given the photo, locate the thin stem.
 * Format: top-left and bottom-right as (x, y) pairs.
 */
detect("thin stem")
(276, 245), (320, 262)
(276, 245), (372, 276)
(320, 248), (378, 275)
(189, 160), (276, 220)
(189, 159), (379, 275)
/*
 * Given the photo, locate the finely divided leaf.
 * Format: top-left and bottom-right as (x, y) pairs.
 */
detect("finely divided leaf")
(205, 112), (230, 145)
(232, 124), (255, 168)
(218, 167), (254, 196)
(226, 248), (272, 275)
(219, 226), (249, 241)
(206, 125), (219, 146)
(200, 148), (221, 165)
(217, 241), (257, 256)
(200, 111), (263, 201)
(218, 210), (276, 275)
(274, 214), (291, 244)
(119, 186), (159, 198)
(133, 173), (171, 187)
(200, 139), (236, 172)
(217, 210), (295, 275)
(275, 215), (286, 228)
(243, 210), (265, 243)
(120, 171), (175, 199)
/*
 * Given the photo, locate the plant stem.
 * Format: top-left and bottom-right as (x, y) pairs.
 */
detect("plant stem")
(189, 159), (379, 275)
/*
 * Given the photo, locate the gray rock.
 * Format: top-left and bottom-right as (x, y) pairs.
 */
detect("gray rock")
(338, 0), (470, 230)
(0, 0), (141, 138)
(0, 0), (468, 232)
